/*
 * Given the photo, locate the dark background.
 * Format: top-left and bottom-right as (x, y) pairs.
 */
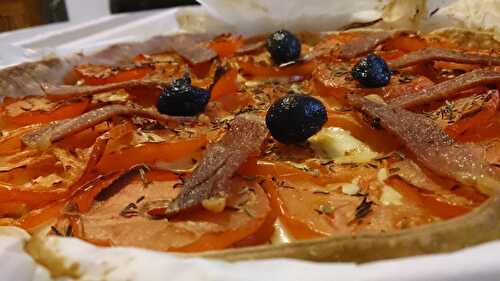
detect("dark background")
(0, 0), (198, 32)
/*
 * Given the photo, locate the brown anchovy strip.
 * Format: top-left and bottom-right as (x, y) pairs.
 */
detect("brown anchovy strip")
(22, 104), (193, 148)
(236, 40), (266, 55)
(148, 114), (268, 218)
(347, 94), (500, 194)
(304, 31), (393, 61)
(338, 31), (394, 59)
(42, 79), (172, 97)
(168, 35), (217, 65)
(390, 69), (500, 109)
(0, 34), (215, 98)
(388, 48), (500, 69)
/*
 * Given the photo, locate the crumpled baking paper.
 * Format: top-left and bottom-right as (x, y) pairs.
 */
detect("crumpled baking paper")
(179, 0), (500, 35)
(1, 0), (500, 280)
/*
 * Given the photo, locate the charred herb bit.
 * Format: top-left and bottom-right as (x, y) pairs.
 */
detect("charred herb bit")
(430, 7), (440, 17)
(341, 162), (360, 169)
(388, 167), (401, 174)
(320, 160), (335, 166)
(398, 74), (415, 84)
(236, 105), (261, 115)
(242, 175), (257, 181)
(50, 226), (63, 236)
(136, 196), (146, 204)
(65, 224), (73, 237)
(120, 202), (139, 218)
(138, 166), (151, 188)
(173, 182), (184, 189)
(341, 18), (383, 30)
(371, 117), (382, 129)
(331, 64), (351, 77)
(440, 100), (456, 122)
(334, 107), (353, 113)
(313, 189), (331, 195)
(422, 111), (438, 120)
(354, 196), (373, 220)
(243, 207), (256, 218)
(374, 154), (391, 162)
(238, 186), (256, 195)
(365, 162), (379, 169)
(491, 163), (500, 168)
(278, 180), (296, 189)
(225, 205), (241, 212)
(314, 204), (334, 215)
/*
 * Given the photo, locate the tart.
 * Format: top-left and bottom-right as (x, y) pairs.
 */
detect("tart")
(0, 28), (499, 262)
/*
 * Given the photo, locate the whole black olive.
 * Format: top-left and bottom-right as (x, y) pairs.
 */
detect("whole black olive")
(266, 29), (301, 65)
(156, 75), (210, 116)
(351, 53), (392, 88)
(266, 94), (327, 144)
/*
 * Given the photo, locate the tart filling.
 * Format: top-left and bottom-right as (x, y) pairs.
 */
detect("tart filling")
(0, 30), (498, 256)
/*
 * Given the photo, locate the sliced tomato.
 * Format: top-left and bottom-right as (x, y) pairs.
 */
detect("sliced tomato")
(102, 122), (135, 155)
(0, 133), (108, 209)
(95, 135), (208, 173)
(0, 125), (42, 155)
(456, 113), (500, 142)
(75, 64), (152, 85)
(382, 35), (428, 52)
(172, 179), (270, 252)
(313, 61), (433, 105)
(6, 100), (89, 126)
(211, 69), (240, 100)
(210, 36), (244, 58)
(190, 60), (213, 79)
(0, 202), (27, 217)
(56, 123), (110, 150)
(238, 60), (316, 78)
(381, 75), (435, 100)
(72, 172), (123, 213)
(387, 177), (471, 219)
(446, 91), (499, 139)
(262, 177), (364, 239)
(72, 176), (270, 252)
(232, 179), (279, 247)
(17, 199), (67, 230)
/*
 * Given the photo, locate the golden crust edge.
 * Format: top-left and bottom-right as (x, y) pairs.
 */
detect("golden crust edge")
(4, 27), (499, 265)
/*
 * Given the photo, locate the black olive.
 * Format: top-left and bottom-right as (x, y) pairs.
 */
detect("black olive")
(265, 94), (327, 144)
(266, 30), (301, 65)
(156, 75), (210, 116)
(351, 53), (392, 88)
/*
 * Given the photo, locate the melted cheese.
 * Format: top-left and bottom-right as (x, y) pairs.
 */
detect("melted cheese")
(271, 219), (294, 244)
(380, 186), (403, 206)
(378, 168), (403, 205)
(309, 127), (379, 164)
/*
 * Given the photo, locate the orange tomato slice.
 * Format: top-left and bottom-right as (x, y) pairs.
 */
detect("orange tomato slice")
(446, 91), (499, 139)
(6, 100), (89, 126)
(210, 36), (244, 58)
(95, 136), (208, 173)
(211, 69), (240, 100)
(239, 60), (316, 78)
(75, 64), (151, 85)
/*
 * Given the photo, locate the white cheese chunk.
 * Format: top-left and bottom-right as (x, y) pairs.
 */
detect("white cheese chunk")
(380, 185), (403, 206)
(308, 127), (379, 164)
(341, 183), (360, 195)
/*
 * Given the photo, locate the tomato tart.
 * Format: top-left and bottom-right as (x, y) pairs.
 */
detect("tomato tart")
(0, 28), (499, 262)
